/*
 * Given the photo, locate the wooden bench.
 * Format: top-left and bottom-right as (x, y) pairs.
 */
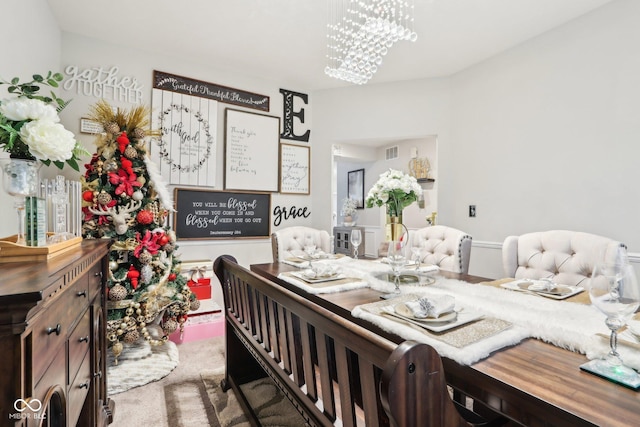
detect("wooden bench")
(213, 255), (495, 427)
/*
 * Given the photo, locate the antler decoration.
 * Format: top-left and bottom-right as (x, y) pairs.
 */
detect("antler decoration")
(88, 200), (142, 234)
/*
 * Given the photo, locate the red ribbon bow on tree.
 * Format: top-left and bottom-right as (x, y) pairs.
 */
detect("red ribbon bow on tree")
(134, 230), (162, 257)
(108, 169), (142, 197)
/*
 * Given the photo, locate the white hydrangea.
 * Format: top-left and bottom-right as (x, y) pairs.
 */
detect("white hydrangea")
(365, 168), (422, 214)
(0, 97), (59, 122)
(19, 120), (76, 162)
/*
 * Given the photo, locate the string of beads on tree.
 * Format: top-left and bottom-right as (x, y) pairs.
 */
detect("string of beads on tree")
(80, 100), (198, 364)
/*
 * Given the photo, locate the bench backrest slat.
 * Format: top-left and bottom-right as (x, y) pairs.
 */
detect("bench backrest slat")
(215, 255), (476, 427)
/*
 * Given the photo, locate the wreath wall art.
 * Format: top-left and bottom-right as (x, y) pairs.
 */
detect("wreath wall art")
(150, 89), (218, 187)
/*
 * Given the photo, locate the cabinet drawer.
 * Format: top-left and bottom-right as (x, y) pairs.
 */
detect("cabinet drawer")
(88, 262), (103, 302)
(32, 279), (90, 384)
(68, 309), (91, 385)
(68, 351), (92, 427)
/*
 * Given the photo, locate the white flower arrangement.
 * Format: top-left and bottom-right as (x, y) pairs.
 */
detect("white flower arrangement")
(365, 168), (422, 216)
(0, 72), (86, 170)
(340, 197), (358, 217)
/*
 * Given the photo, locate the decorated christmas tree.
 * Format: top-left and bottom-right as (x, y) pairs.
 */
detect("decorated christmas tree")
(81, 100), (197, 363)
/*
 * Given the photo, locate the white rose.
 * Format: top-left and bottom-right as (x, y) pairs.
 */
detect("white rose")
(0, 98), (59, 122)
(19, 119), (76, 162)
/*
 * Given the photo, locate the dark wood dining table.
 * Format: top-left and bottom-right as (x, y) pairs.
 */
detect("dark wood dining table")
(250, 261), (640, 427)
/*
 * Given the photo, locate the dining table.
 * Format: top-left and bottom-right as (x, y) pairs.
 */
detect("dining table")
(250, 258), (640, 427)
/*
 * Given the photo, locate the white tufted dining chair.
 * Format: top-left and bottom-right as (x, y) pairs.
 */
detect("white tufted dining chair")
(408, 225), (473, 274)
(502, 230), (627, 287)
(271, 226), (332, 263)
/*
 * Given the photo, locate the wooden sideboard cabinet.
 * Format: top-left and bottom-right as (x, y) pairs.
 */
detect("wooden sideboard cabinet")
(333, 226), (365, 258)
(0, 240), (114, 427)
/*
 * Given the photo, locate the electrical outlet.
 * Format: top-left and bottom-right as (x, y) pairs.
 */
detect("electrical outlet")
(469, 205), (476, 217)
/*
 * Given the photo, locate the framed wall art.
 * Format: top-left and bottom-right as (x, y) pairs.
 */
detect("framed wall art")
(224, 108), (280, 192)
(348, 168), (365, 209)
(150, 89), (218, 187)
(279, 143), (310, 194)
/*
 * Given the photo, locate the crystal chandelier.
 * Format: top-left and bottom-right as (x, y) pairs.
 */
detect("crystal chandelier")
(325, 0), (418, 85)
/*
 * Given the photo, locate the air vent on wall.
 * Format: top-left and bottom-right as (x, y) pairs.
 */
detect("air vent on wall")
(385, 145), (399, 160)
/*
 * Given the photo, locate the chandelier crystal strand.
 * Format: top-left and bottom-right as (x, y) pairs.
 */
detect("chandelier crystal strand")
(325, 0), (417, 84)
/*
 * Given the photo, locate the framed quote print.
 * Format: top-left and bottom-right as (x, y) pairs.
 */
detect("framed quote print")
(224, 108), (280, 192)
(279, 143), (310, 194)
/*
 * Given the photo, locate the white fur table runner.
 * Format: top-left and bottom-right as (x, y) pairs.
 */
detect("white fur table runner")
(279, 257), (640, 368)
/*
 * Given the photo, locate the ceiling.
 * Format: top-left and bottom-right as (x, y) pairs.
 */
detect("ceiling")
(47, 0), (613, 92)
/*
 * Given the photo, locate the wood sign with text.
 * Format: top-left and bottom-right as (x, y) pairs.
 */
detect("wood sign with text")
(173, 188), (271, 240)
(154, 70), (270, 111)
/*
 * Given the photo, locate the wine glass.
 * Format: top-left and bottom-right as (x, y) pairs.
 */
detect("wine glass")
(350, 229), (362, 258)
(387, 240), (407, 294)
(303, 236), (317, 269)
(586, 257), (640, 382)
(410, 246), (423, 270)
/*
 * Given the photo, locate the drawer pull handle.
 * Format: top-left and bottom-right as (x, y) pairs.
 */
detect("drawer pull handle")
(79, 336), (90, 343)
(77, 290), (87, 298)
(79, 382), (90, 389)
(94, 271), (103, 278)
(46, 324), (61, 336)
(94, 370), (102, 379)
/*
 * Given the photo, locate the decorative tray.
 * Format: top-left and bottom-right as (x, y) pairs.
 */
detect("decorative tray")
(0, 234), (83, 263)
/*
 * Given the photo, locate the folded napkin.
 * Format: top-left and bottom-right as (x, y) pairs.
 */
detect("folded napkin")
(404, 295), (455, 318)
(417, 264), (440, 273)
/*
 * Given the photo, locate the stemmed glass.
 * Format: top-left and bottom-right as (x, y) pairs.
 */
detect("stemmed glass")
(350, 229), (362, 259)
(410, 246), (423, 270)
(584, 255), (640, 383)
(386, 240), (407, 295)
(303, 236), (317, 270)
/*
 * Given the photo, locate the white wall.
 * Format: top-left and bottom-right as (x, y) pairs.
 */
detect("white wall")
(0, 0), (62, 237)
(314, 0), (640, 278)
(448, 0), (640, 277)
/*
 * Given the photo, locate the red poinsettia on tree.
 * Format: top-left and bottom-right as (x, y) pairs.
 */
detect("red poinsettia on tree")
(81, 100), (197, 363)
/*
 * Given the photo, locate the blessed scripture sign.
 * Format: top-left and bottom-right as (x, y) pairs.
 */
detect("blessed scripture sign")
(153, 70), (270, 111)
(173, 188), (271, 240)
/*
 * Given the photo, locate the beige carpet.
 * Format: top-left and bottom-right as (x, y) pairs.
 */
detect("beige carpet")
(202, 369), (307, 427)
(110, 336), (225, 426)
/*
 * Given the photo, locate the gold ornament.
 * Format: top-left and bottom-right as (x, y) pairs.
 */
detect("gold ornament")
(139, 250), (153, 265)
(105, 122), (120, 134)
(112, 341), (124, 364)
(109, 284), (128, 301)
(124, 145), (138, 159)
(123, 329), (140, 344)
(103, 158), (119, 172)
(132, 127), (146, 140)
(163, 318), (179, 334)
(190, 298), (201, 311)
(96, 191), (113, 206)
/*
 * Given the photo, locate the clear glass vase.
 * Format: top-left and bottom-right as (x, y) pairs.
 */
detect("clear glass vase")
(1, 159), (40, 245)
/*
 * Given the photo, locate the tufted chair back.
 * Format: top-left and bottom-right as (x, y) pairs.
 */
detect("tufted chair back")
(271, 226), (332, 262)
(408, 225), (473, 274)
(502, 230), (627, 286)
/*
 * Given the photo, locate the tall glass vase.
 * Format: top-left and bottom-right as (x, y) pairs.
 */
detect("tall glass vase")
(1, 159), (40, 245)
(385, 211), (408, 242)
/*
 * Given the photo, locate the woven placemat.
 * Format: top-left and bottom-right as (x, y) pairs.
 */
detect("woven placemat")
(359, 294), (512, 348)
